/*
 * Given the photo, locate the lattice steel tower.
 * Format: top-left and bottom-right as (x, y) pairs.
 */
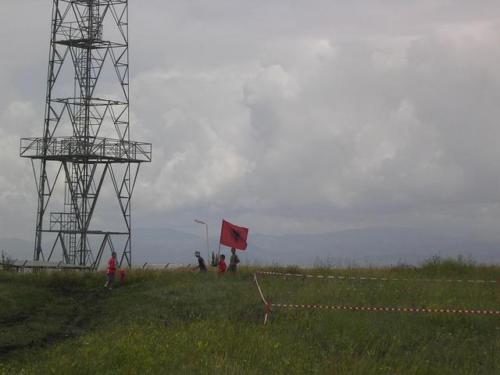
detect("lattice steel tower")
(20, 0), (152, 269)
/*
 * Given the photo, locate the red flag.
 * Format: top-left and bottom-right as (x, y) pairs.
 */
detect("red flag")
(219, 219), (249, 250)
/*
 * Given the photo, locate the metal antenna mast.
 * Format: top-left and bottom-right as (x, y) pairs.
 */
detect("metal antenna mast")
(20, 0), (152, 269)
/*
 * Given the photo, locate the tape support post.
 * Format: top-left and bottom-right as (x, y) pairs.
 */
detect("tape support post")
(254, 273), (271, 324)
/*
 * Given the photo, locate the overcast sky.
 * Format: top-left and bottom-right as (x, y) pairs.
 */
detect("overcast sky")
(1, 1), (500, 242)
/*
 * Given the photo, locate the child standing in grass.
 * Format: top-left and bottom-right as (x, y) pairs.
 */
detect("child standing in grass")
(217, 254), (227, 274)
(104, 251), (117, 289)
(119, 269), (126, 285)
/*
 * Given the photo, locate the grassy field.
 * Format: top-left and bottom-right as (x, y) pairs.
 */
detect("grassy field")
(0, 259), (498, 374)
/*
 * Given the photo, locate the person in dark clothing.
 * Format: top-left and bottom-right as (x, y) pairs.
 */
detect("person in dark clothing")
(194, 251), (207, 272)
(228, 247), (240, 272)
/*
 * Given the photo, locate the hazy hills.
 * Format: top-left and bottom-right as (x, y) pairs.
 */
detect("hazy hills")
(124, 226), (500, 266)
(2, 227), (498, 267)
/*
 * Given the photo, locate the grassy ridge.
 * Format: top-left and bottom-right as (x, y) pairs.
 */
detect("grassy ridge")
(0, 260), (499, 374)
(0, 272), (103, 356)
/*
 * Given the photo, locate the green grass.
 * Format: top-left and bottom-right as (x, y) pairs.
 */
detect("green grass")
(0, 271), (103, 355)
(0, 259), (499, 374)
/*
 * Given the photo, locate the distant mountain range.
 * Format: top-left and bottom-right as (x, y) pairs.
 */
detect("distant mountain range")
(2, 227), (499, 267)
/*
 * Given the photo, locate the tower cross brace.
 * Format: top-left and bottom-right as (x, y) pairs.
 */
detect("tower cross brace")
(20, 0), (152, 269)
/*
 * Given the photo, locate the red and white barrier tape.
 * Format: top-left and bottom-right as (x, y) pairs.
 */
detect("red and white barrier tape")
(271, 303), (500, 316)
(256, 271), (498, 285)
(254, 273), (268, 305)
(253, 273), (500, 324)
(254, 273), (272, 325)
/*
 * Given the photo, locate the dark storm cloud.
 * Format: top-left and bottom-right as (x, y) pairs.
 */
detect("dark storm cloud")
(1, 1), (500, 239)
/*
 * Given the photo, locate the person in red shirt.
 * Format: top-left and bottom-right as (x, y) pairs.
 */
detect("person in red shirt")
(217, 254), (227, 274)
(104, 251), (117, 289)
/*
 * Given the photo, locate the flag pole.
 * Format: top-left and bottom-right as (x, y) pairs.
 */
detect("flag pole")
(217, 219), (223, 266)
